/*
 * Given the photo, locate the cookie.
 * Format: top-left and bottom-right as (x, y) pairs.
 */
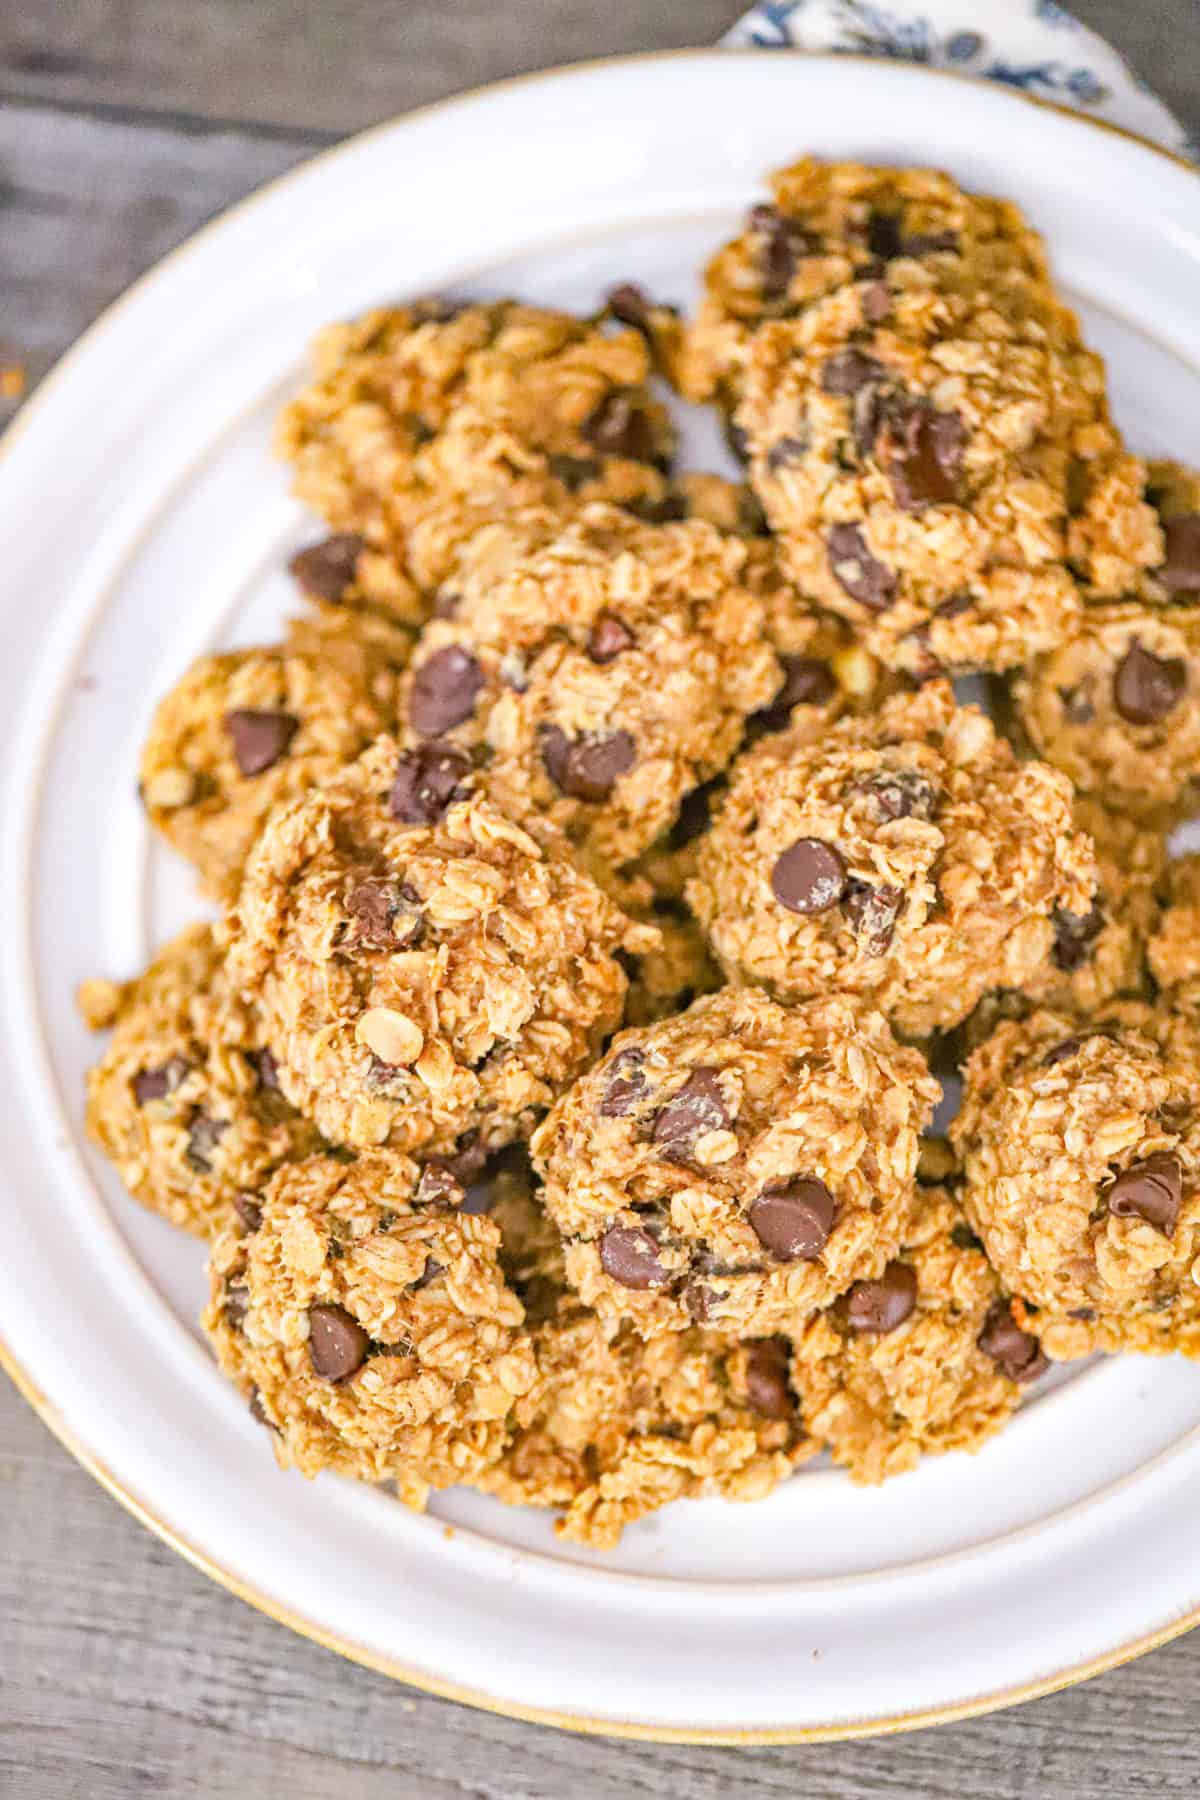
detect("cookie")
(84, 924), (321, 1238)
(140, 647), (390, 900)
(226, 736), (650, 1159)
(951, 1004), (1200, 1359)
(203, 1150), (537, 1502)
(532, 986), (938, 1336)
(1148, 853), (1200, 995)
(687, 682), (1097, 1036)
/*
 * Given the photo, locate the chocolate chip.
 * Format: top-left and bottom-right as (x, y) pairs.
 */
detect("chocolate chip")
(1043, 1036), (1083, 1066)
(827, 522), (897, 611)
(539, 725), (635, 801)
(233, 1192), (262, 1233)
(867, 213), (957, 261)
(606, 282), (656, 332)
(587, 613), (635, 664)
(744, 1337), (796, 1419)
(843, 881), (904, 954)
(934, 592), (973, 620)
(224, 709), (300, 777)
(821, 350), (884, 397)
(414, 1159), (466, 1208)
(1161, 515), (1200, 594)
(877, 399), (965, 511)
(903, 230), (959, 257)
(1051, 903), (1105, 972)
(651, 1067), (730, 1162)
(598, 1224), (668, 1290)
(582, 389), (662, 462)
(844, 1261), (918, 1333)
(411, 1255), (445, 1290)
(600, 1047), (647, 1117)
(442, 1131), (490, 1185)
(1113, 639), (1187, 725)
(850, 383), (886, 461)
(407, 645), (484, 737)
(432, 589), (461, 619)
(288, 532), (365, 601)
(308, 1303), (370, 1381)
(748, 203), (809, 301)
(856, 769), (939, 821)
(1059, 685), (1095, 726)
(346, 876), (402, 947)
(388, 743), (472, 824)
(251, 1047), (281, 1091)
(548, 453), (601, 491)
(750, 1178), (836, 1262)
(725, 417), (750, 463)
(766, 433), (810, 473)
(224, 1283), (250, 1330)
(248, 1386), (272, 1428)
(770, 838), (847, 914)
(185, 1113), (228, 1172)
(132, 1056), (190, 1105)
(684, 1282), (717, 1322)
(1105, 1153), (1183, 1235)
(977, 1300), (1047, 1383)
(751, 656), (836, 734)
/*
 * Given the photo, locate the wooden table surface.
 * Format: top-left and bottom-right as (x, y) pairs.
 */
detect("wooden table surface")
(3, 4), (1199, 1793)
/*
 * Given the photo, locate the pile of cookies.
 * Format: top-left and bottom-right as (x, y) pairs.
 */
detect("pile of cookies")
(81, 158), (1200, 1549)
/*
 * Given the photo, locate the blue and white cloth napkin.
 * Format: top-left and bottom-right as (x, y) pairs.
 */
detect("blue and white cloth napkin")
(723, 0), (1192, 159)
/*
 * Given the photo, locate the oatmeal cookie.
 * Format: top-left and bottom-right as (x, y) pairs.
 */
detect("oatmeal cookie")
(736, 278), (1154, 675)
(687, 682), (1097, 1037)
(680, 156), (1058, 414)
(1148, 854), (1200, 996)
(140, 648), (390, 901)
(282, 581), (415, 717)
(790, 1180), (1044, 1484)
(398, 505), (780, 867)
(84, 924), (321, 1238)
(226, 736), (650, 1159)
(276, 300), (676, 606)
(951, 1004), (1200, 1359)
(1015, 602), (1200, 825)
(532, 986), (938, 1337)
(476, 1313), (813, 1548)
(203, 1150), (536, 1502)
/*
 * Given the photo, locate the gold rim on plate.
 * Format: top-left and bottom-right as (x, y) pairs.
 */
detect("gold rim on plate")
(2, 49), (1198, 1741)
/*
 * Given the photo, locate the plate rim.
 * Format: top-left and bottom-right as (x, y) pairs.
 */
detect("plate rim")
(3, 47), (1199, 1742)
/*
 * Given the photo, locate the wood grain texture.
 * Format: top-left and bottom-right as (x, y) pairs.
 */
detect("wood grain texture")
(3, 2), (1200, 1794)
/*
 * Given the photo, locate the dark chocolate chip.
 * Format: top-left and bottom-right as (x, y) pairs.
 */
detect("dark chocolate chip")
(827, 522), (897, 611)
(977, 1299), (1047, 1384)
(587, 613), (635, 664)
(582, 389), (662, 462)
(749, 203), (809, 301)
(308, 1303), (370, 1381)
(877, 399), (965, 511)
(751, 656), (836, 734)
(407, 645), (484, 737)
(1051, 903), (1105, 972)
(1112, 639), (1187, 725)
(539, 725), (636, 801)
(598, 1224), (668, 1290)
(346, 876), (402, 947)
(843, 880), (904, 954)
(224, 1282), (250, 1330)
(770, 838), (847, 914)
(856, 769), (939, 821)
(132, 1056), (190, 1106)
(600, 1047), (647, 1117)
(766, 432), (810, 473)
(224, 708), (300, 777)
(844, 1260), (918, 1333)
(388, 743), (473, 824)
(750, 1178), (836, 1262)
(866, 211), (904, 261)
(1105, 1153), (1183, 1236)
(934, 592), (974, 620)
(1043, 1036), (1084, 1067)
(414, 1160), (466, 1208)
(185, 1113), (228, 1173)
(1059, 685), (1095, 726)
(902, 229), (959, 257)
(744, 1336), (796, 1420)
(288, 532), (365, 601)
(821, 350), (885, 397)
(684, 1282), (718, 1322)
(251, 1047), (281, 1091)
(411, 1255), (445, 1290)
(606, 282), (657, 332)
(233, 1192), (263, 1233)
(1161, 514), (1200, 594)
(651, 1067), (730, 1162)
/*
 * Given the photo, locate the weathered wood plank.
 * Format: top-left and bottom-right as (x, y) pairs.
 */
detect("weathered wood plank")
(3, 1383), (1200, 1799)
(0, 1), (1196, 140)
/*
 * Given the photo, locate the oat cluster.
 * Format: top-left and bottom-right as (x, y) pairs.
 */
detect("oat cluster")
(84, 158), (1200, 1546)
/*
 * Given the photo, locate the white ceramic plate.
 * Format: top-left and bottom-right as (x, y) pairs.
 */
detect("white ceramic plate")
(3, 52), (1200, 1742)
